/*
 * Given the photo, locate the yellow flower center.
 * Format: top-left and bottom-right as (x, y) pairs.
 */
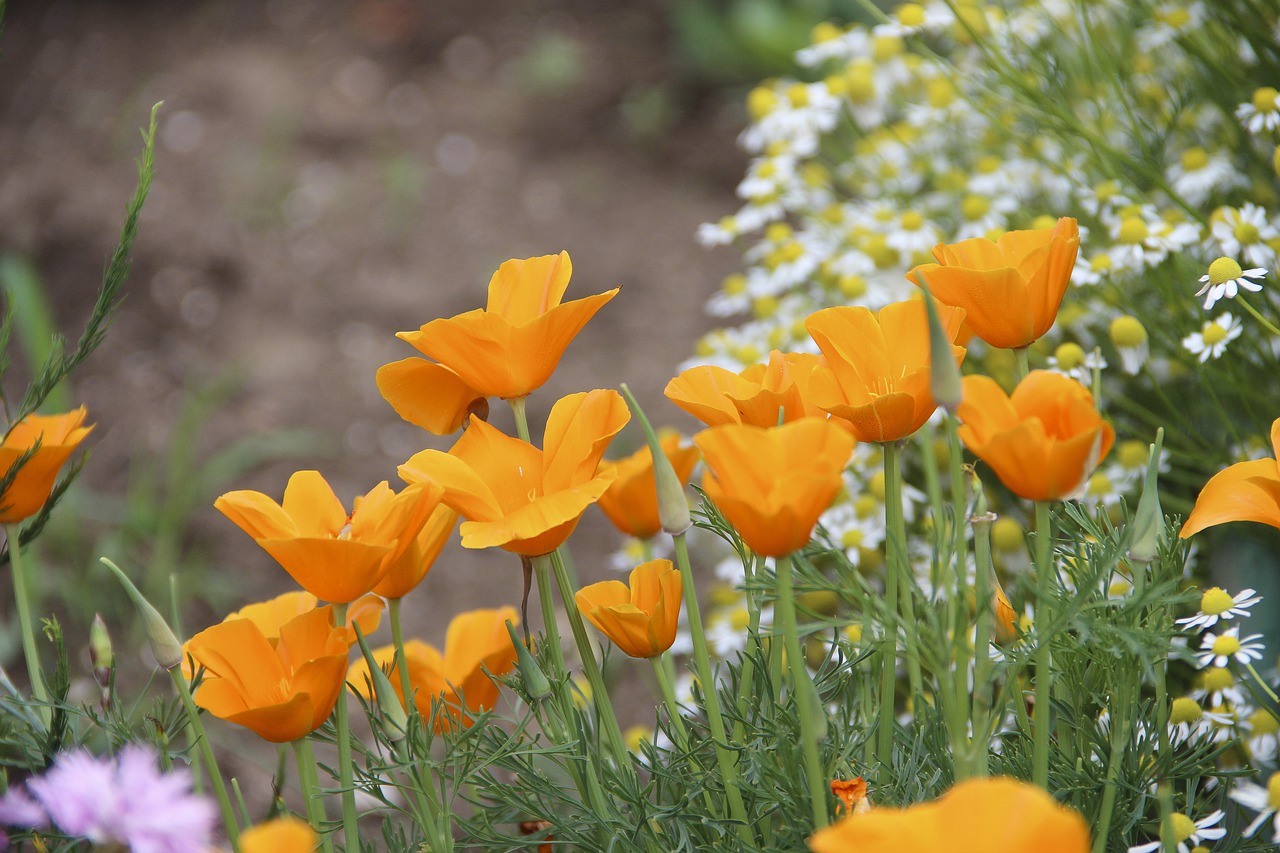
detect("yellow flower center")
(1207, 256), (1244, 286)
(624, 724), (651, 752)
(991, 517), (1025, 553)
(756, 161), (777, 180)
(1117, 440), (1148, 469)
(843, 624), (863, 644)
(723, 273), (747, 295)
(747, 86), (778, 120)
(897, 3), (926, 27)
(1095, 180), (1119, 201)
(1167, 813), (1196, 843)
(765, 222), (793, 242)
(1211, 634), (1242, 656)
(1159, 7), (1190, 27)
(901, 210), (925, 230)
(1234, 220), (1261, 244)
(846, 61), (876, 102)
(962, 195), (990, 220)
(872, 34), (904, 60)
(839, 275), (868, 298)
(787, 83), (810, 107)
(1054, 342), (1086, 370)
(854, 494), (878, 519)
(1201, 666), (1234, 692)
(926, 77), (955, 108)
(1169, 696), (1203, 725)
(1117, 216), (1149, 244)
(1251, 709), (1280, 736)
(1268, 772), (1280, 810)
(733, 344), (762, 363)
(1202, 321), (1229, 346)
(1180, 147), (1209, 171)
(1109, 315), (1148, 347)
(1253, 86), (1279, 113)
(1086, 473), (1111, 496)
(868, 471), (887, 501)
(752, 296), (780, 319)
(975, 155), (1001, 174)
(812, 21), (842, 43)
(1090, 254), (1113, 272)
(841, 528), (864, 549)
(1200, 587), (1235, 616)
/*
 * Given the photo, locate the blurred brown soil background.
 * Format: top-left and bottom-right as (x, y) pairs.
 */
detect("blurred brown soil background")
(0, 0), (746, 798)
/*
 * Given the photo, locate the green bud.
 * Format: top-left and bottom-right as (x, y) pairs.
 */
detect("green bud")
(917, 272), (963, 412)
(1127, 428), (1164, 564)
(352, 624), (409, 738)
(89, 613), (113, 688)
(100, 558), (183, 670)
(506, 620), (551, 702)
(620, 383), (691, 535)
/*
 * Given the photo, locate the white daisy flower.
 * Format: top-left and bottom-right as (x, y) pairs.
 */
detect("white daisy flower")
(1167, 146), (1240, 206)
(1211, 203), (1279, 268)
(1229, 773), (1280, 843)
(1195, 257), (1266, 309)
(1245, 708), (1280, 764)
(1196, 626), (1266, 668)
(1189, 666), (1248, 708)
(1181, 312), (1242, 362)
(1177, 586), (1261, 630)
(1167, 695), (1234, 744)
(1047, 342), (1106, 386)
(1237, 86), (1280, 133)
(1128, 810), (1226, 853)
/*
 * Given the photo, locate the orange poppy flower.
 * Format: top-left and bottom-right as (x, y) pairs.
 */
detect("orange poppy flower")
(1181, 417), (1280, 538)
(808, 777), (1090, 853)
(830, 777), (870, 816)
(0, 407), (94, 524)
(805, 299), (966, 443)
(665, 350), (831, 428)
(574, 558), (682, 658)
(399, 389), (629, 557)
(694, 418), (855, 557)
(906, 217), (1080, 350)
(373, 503), (459, 599)
(239, 817), (317, 853)
(595, 431), (699, 539)
(956, 371), (1114, 502)
(215, 471), (442, 603)
(348, 606), (518, 730)
(377, 252), (618, 434)
(186, 606), (350, 743)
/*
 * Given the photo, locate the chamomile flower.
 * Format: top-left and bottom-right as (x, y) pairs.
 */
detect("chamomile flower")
(1178, 586), (1261, 630)
(1245, 709), (1280, 764)
(1211, 203), (1279, 268)
(1109, 315), (1149, 374)
(1182, 311), (1242, 361)
(1167, 145), (1239, 206)
(1168, 695), (1234, 744)
(1193, 255), (1268, 311)
(1197, 626), (1266, 668)
(1128, 810), (1226, 853)
(1190, 666), (1248, 707)
(1047, 342), (1106, 385)
(1229, 773), (1280, 843)
(1237, 86), (1280, 134)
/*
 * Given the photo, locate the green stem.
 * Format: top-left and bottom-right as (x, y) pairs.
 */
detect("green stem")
(945, 414), (972, 769)
(969, 508), (994, 779)
(883, 443), (923, 710)
(509, 395), (532, 443)
(169, 668), (241, 852)
(295, 739), (335, 853)
(1013, 347), (1030, 381)
(331, 602), (360, 853)
(1246, 662), (1280, 705)
(673, 532), (752, 842)
(1032, 501), (1053, 790)
(651, 654), (693, 756)
(6, 526), (49, 724)
(1238, 295), (1280, 338)
(1092, 701), (1129, 853)
(776, 554), (829, 830)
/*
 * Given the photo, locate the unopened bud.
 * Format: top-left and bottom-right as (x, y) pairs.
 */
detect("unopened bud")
(89, 614), (113, 689)
(1127, 428), (1164, 564)
(352, 625), (409, 737)
(620, 384), (692, 535)
(992, 585), (1019, 645)
(506, 620), (551, 702)
(917, 272), (963, 412)
(101, 558), (183, 670)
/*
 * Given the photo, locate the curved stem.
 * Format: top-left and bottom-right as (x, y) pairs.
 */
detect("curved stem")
(6, 527), (49, 725)
(1238, 295), (1280, 338)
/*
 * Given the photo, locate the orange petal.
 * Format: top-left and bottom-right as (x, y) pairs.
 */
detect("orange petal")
(399, 445), (507, 524)
(240, 817), (317, 853)
(543, 389), (630, 492)
(664, 365), (754, 427)
(1181, 459), (1280, 537)
(214, 489), (299, 541)
(256, 537), (394, 604)
(375, 503), (459, 599)
(918, 265), (1036, 349)
(376, 357), (487, 435)
(485, 252), (574, 324)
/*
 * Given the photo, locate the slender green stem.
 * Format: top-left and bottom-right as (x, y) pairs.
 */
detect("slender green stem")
(776, 554), (829, 830)
(387, 598), (415, 715)
(945, 414), (971, 764)
(1013, 347), (1030, 381)
(295, 739), (335, 853)
(969, 509), (994, 779)
(169, 668), (240, 852)
(1032, 501), (1053, 790)
(1246, 662), (1280, 704)
(331, 602), (360, 853)
(509, 395), (532, 443)
(651, 654), (693, 755)
(1092, 698), (1129, 853)
(672, 532), (752, 842)
(1239, 295), (1280, 338)
(734, 554), (766, 737)
(6, 526), (49, 724)
(875, 560), (900, 766)
(883, 443), (923, 709)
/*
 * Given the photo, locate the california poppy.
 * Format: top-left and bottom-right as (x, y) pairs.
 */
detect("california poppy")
(575, 559), (682, 658)
(956, 371), (1114, 502)
(186, 606), (350, 743)
(665, 350), (830, 428)
(694, 418), (855, 557)
(373, 503), (458, 599)
(0, 407), (94, 524)
(595, 432), (699, 539)
(399, 389), (629, 557)
(239, 817), (317, 853)
(805, 300), (966, 443)
(348, 606), (518, 730)
(215, 471), (442, 604)
(1181, 417), (1280, 538)
(378, 252), (618, 434)
(906, 217), (1080, 350)
(808, 776), (1090, 853)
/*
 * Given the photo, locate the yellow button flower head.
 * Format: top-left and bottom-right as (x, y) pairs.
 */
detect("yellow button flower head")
(575, 559), (682, 658)
(595, 431), (699, 540)
(348, 606), (518, 732)
(0, 406), (94, 524)
(694, 418), (855, 557)
(1182, 417), (1280, 538)
(186, 606), (350, 743)
(400, 389), (629, 557)
(215, 471), (442, 603)
(377, 252), (618, 434)
(907, 217), (1080, 349)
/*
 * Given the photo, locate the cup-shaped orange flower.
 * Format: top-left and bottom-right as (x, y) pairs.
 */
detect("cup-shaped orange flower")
(956, 371), (1115, 502)
(186, 606), (350, 743)
(348, 606), (518, 730)
(808, 777), (1090, 853)
(575, 559), (682, 658)
(596, 431), (699, 539)
(399, 389), (629, 557)
(215, 471), (442, 603)
(805, 300), (966, 444)
(694, 418), (855, 557)
(377, 252), (619, 434)
(0, 407), (94, 524)
(1181, 417), (1280, 537)
(906, 217), (1080, 350)
(373, 503), (458, 599)
(665, 350), (831, 428)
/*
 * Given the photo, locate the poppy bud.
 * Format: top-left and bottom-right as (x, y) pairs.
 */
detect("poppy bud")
(352, 625), (410, 738)
(101, 558), (183, 671)
(1127, 428), (1164, 565)
(918, 273), (964, 413)
(89, 613), (113, 690)
(506, 620), (551, 702)
(620, 384), (692, 535)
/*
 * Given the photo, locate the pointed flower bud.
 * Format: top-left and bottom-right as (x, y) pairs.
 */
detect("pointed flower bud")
(1127, 428), (1164, 564)
(89, 613), (113, 689)
(918, 273), (964, 412)
(620, 384), (691, 535)
(506, 620), (551, 702)
(101, 558), (183, 670)
(352, 624), (409, 737)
